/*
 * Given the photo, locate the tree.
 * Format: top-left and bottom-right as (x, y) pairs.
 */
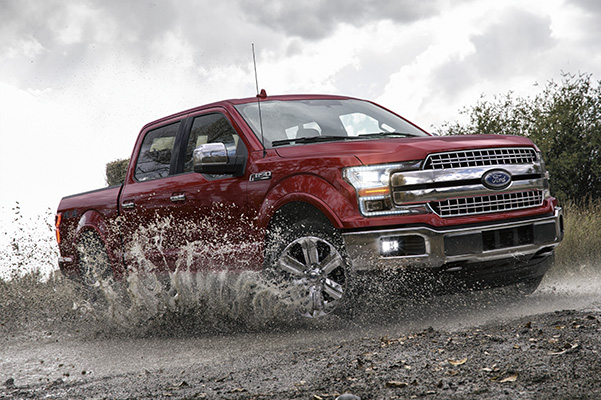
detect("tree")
(437, 72), (601, 203)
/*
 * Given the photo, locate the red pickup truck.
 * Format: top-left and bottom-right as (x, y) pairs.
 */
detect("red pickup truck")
(55, 93), (564, 318)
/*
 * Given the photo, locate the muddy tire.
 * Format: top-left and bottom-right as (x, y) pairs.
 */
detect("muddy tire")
(265, 219), (351, 318)
(76, 231), (113, 287)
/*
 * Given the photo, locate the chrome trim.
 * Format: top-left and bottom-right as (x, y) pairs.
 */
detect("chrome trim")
(249, 171), (272, 182)
(121, 202), (135, 209)
(393, 179), (547, 204)
(431, 190), (543, 217)
(342, 207), (563, 271)
(170, 194), (186, 202)
(58, 256), (74, 263)
(391, 164), (544, 188)
(390, 163), (549, 217)
(193, 142), (228, 168)
(424, 147), (538, 170)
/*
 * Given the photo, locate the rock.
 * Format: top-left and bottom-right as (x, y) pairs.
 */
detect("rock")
(4, 378), (15, 388)
(336, 394), (361, 400)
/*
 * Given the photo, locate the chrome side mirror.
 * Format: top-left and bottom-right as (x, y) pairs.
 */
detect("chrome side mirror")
(193, 143), (228, 170)
(193, 142), (246, 176)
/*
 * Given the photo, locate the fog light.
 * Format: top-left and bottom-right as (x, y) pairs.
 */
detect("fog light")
(380, 237), (402, 256)
(380, 235), (427, 257)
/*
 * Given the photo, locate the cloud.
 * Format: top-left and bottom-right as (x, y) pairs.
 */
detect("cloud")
(429, 8), (556, 106)
(468, 9), (555, 76)
(0, 0), (282, 91)
(237, 0), (444, 40)
(569, 0), (601, 13)
(564, 0), (601, 52)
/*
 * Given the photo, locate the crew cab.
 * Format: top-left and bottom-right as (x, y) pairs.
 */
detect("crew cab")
(55, 93), (564, 317)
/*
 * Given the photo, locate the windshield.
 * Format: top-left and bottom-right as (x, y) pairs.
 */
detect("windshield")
(234, 99), (429, 148)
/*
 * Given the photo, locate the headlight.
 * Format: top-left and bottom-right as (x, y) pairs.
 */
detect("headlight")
(537, 151), (552, 199)
(343, 161), (423, 216)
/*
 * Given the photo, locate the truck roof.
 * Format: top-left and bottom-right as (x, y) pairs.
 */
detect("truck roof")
(140, 93), (357, 132)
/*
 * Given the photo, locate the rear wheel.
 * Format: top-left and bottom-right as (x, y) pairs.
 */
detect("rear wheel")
(266, 220), (350, 318)
(76, 231), (112, 287)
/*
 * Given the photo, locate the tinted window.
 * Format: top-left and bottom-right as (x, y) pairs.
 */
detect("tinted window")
(184, 113), (245, 173)
(134, 122), (180, 181)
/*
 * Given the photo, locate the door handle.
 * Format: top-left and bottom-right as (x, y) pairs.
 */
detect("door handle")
(122, 201), (135, 210)
(170, 194), (186, 202)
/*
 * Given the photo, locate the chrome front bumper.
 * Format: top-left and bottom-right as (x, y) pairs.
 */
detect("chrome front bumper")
(342, 207), (563, 271)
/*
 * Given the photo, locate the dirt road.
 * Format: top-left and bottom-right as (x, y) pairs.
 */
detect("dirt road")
(1, 273), (601, 399)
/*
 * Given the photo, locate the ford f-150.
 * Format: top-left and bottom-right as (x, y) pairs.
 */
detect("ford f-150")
(55, 93), (564, 317)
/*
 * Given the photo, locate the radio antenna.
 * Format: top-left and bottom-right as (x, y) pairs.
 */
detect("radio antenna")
(252, 43), (266, 157)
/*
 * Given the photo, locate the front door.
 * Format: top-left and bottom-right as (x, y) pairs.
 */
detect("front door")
(165, 111), (260, 272)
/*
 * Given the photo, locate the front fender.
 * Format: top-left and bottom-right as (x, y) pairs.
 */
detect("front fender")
(257, 174), (355, 229)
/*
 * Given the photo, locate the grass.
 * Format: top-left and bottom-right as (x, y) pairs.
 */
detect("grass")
(553, 199), (601, 275)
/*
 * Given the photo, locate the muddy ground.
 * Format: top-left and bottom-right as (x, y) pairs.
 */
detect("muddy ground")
(1, 273), (601, 400)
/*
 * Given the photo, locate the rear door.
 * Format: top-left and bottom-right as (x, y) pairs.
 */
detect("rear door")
(119, 119), (184, 271)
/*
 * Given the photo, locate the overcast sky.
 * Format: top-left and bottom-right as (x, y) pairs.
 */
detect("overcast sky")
(1, 0), (600, 220)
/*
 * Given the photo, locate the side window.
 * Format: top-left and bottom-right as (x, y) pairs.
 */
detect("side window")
(184, 113), (246, 173)
(134, 122), (180, 181)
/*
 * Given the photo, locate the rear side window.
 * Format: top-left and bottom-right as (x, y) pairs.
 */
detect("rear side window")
(135, 122), (180, 181)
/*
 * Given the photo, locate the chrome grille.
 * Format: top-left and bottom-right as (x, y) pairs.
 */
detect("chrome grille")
(425, 148), (537, 170)
(431, 190), (544, 217)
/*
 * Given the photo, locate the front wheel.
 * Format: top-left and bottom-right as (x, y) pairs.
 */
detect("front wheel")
(266, 220), (350, 318)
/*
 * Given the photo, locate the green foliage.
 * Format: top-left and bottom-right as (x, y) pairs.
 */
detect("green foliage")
(437, 72), (601, 203)
(105, 158), (130, 186)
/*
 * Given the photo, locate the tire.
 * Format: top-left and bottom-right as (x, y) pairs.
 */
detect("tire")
(265, 219), (350, 318)
(76, 231), (113, 287)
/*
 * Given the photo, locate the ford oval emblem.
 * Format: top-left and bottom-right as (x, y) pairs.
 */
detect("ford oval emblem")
(482, 169), (512, 190)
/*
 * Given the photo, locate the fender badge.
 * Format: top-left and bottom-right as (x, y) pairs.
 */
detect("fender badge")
(482, 169), (512, 190)
(249, 171), (272, 182)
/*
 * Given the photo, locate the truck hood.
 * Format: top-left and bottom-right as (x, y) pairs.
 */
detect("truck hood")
(274, 135), (537, 165)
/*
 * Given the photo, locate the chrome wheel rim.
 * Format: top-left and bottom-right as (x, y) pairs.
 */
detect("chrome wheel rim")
(277, 236), (346, 318)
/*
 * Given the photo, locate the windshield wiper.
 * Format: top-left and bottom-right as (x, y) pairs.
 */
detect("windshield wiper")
(272, 135), (358, 147)
(358, 131), (422, 138)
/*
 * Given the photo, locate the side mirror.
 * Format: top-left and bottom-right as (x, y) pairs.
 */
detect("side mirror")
(193, 143), (245, 176)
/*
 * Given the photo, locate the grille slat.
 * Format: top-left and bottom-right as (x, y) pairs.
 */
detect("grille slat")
(431, 191), (544, 217)
(425, 148), (537, 170)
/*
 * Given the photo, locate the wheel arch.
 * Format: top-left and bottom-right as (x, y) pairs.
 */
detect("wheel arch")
(268, 200), (335, 232)
(73, 209), (122, 277)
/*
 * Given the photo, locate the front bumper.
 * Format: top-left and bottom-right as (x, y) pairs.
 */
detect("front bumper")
(342, 207), (563, 272)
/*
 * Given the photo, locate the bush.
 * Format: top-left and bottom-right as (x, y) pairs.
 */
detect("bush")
(437, 72), (601, 203)
(106, 158), (129, 186)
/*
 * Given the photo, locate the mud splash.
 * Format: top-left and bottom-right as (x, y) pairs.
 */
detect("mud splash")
(0, 266), (324, 338)
(77, 268), (315, 336)
(0, 208), (316, 337)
